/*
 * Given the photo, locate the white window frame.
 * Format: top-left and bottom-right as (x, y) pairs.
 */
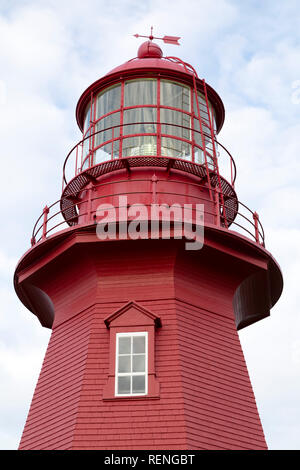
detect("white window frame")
(115, 332), (148, 397)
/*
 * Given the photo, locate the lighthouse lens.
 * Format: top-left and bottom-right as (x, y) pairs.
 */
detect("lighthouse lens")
(122, 136), (157, 157)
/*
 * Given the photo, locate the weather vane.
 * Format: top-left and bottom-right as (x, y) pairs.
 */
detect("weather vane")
(134, 26), (180, 45)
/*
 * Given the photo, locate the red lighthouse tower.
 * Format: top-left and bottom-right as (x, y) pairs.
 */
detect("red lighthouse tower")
(14, 36), (283, 450)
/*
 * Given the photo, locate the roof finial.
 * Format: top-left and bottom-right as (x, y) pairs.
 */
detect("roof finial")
(133, 27), (181, 45)
(150, 26), (154, 41)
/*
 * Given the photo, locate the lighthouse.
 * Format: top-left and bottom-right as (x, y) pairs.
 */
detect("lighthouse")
(14, 34), (283, 450)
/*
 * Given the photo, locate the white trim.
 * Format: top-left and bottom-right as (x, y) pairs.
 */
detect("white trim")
(115, 332), (148, 397)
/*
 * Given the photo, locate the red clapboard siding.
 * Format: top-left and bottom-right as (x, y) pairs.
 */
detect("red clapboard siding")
(72, 299), (188, 450)
(18, 238), (268, 450)
(19, 307), (94, 450)
(176, 299), (267, 450)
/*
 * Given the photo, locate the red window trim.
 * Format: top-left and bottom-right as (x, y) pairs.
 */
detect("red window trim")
(103, 301), (161, 401)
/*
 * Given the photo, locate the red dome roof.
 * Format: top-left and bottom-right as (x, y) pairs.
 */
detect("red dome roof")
(105, 55), (194, 77)
(137, 40), (163, 58)
(76, 44), (225, 133)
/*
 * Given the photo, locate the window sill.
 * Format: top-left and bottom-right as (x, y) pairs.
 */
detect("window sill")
(103, 373), (160, 400)
(103, 394), (160, 402)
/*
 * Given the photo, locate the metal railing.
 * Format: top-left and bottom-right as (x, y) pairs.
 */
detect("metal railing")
(31, 182), (264, 247)
(62, 122), (237, 192)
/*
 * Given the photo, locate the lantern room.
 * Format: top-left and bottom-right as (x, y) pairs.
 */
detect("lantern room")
(76, 40), (224, 173)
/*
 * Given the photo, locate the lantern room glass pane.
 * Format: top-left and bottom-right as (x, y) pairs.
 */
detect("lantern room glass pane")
(194, 146), (204, 165)
(97, 84), (121, 118)
(161, 137), (192, 160)
(193, 92), (216, 134)
(93, 141), (120, 164)
(160, 81), (190, 111)
(124, 79), (157, 106)
(161, 109), (190, 141)
(82, 130), (91, 166)
(122, 136), (157, 157)
(194, 146), (214, 169)
(123, 108), (157, 135)
(193, 118), (215, 169)
(95, 112), (120, 148)
(84, 103), (91, 133)
(193, 117), (211, 147)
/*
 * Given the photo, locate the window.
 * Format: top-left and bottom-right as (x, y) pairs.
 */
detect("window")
(160, 80), (190, 111)
(82, 78), (218, 167)
(124, 79), (157, 106)
(115, 332), (148, 396)
(103, 301), (161, 400)
(97, 84), (121, 117)
(83, 103), (91, 133)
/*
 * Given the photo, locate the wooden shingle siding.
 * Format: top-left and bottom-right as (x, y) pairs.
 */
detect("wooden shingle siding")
(19, 240), (268, 449)
(19, 307), (93, 450)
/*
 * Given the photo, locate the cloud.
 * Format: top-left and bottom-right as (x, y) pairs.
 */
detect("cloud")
(0, 0), (299, 451)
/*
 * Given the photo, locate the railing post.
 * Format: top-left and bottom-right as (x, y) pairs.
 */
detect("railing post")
(42, 206), (49, 241)
(253, 211), (260, 244)
(31, 236), (36, 246)
(151, 173), (158, 205)
(86, 183), (94, 223)
(214, 187), (221, 227)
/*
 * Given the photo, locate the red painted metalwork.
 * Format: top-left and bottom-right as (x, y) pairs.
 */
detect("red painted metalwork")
(134, 27), (181, 46)
(41, 205), (49, 240)
(14, 40), (283, 450)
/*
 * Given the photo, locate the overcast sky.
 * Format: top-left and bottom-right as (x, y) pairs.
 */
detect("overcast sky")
(0, 0), (299, 450)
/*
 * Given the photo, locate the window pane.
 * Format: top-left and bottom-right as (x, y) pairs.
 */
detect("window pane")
(118, 355), (131, 373)
(93, 141), (119, 164)
(194, 147), (204, 165)
(122, 136), (157, 157)
(161, 81), (190, 111)
(95, 112), (120, 147)
(161, 137), (191, 160)
(161, 109), (190, 140)
(82, 130), (91, 166)
(119, 336), (131, 354)
(97, 85), (121, 118)
(193, 92), (216, 134)
(132, 354), (145, 373)
(124, 79), (157, 106)
(118, 376), (131, 394)
(123, 108), (157, 135)
(133, 336), (145, 354)
(194, 146), (214, 169)
(132, 375), (145, 393)
(84, 104), (91, 132)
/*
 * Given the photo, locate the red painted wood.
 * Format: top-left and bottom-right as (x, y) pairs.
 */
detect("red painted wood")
(14, 44), (281, 451)
(18, 240), (267, 450)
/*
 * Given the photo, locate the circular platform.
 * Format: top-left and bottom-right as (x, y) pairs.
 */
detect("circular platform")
(60, 156), (238, 229)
